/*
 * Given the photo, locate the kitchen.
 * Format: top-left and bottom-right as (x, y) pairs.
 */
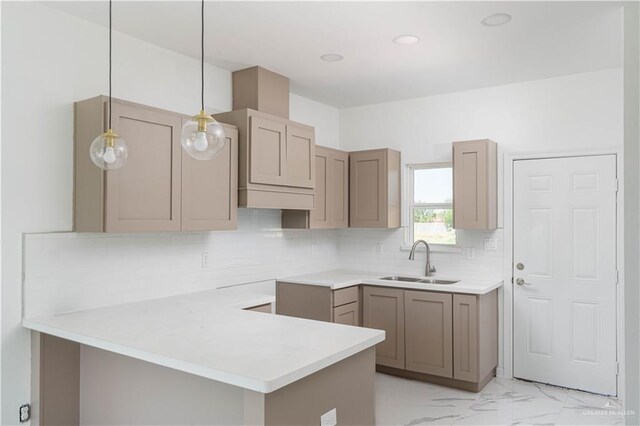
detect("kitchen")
(1, 1), (639, 426)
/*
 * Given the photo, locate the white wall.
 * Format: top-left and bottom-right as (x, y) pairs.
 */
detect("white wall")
(23, 210), (338, 319)
(0, 3), (340, 423)
(290, 93), (340, 149)
(623, 2), (640, 422)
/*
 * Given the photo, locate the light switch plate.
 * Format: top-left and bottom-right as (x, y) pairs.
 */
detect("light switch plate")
(201, 250), (209, 269)
(321, 408), (337, 426)
(483, 238), (497, 251)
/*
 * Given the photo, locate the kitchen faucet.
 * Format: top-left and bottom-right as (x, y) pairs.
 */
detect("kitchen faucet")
(409, 239), (436, 277)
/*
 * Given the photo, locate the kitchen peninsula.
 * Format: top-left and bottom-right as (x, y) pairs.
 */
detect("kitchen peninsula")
(23, 288), (384, 425)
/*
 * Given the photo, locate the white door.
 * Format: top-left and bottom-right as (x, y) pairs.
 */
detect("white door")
(513, 155), (617, 396)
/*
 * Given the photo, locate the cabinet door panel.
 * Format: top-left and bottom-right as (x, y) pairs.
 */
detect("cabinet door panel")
(350, 151), (386, 227)
(309, 148), (330, 228)
(453, 294), (479, 382)
(182, 124), (238, 231)
(453, 139), (497, 230)
(105, 102), (182, 232)
(333, 302), (360, 326)
(362, 286), (404, 369)
(249, 116), (286, 186)
(331, 151), (349, 228)
(285, 125), (315, 188)
(405, 290), (453, 378)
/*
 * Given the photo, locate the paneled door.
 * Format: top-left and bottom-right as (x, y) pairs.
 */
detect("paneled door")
(513, 155), (617, 395)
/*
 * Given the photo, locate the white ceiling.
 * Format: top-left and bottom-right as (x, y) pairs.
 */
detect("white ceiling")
(46, 1), (623, 108)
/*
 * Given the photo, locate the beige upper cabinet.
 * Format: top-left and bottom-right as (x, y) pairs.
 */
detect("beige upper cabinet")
(181, 123), (238, 232)
(362, 286), (405, 369)
(349, 149), (401, 228)
(74, 96), (238, 233)
(214, 109), (316, 210)
(281, 146), (349, 229)
(405, 290), (453, 378)
(452, 139), (497, 230)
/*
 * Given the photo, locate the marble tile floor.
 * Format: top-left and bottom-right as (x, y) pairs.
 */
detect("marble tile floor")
(375, 373), (626, 426)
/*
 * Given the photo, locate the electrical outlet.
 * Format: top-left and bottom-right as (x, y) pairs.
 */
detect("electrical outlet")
(321, 408), (337, 426)
(375, 243), (383, 255)
(466, 247), (476, 259)
(201, 250), (209, 269)
(19, 404), (30, 423)
(483, 238), (497, 251)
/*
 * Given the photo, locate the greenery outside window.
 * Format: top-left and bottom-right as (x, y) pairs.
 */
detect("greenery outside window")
(408, 163), (456, 245)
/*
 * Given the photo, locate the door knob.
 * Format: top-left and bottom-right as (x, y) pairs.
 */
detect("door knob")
(515, 278), (531, 286)
(516, 263), (525, 270)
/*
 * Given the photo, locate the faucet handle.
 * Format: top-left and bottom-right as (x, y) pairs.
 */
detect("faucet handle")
(429, 265), (436, 273)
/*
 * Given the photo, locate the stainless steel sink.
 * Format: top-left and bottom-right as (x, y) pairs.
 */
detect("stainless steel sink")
(380, 276), (459, 285)
(380, 276), (423, 282)
(418, 279), (459, 285)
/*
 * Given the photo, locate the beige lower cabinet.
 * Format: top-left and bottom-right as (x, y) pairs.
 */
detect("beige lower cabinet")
(362, 286), (405, 369)
(364, 286), (497, 392)
(281, 146), (349, 229)
(276, 281), (498, 392)
(404, 290), (453, 378)
(333, 302), (359, 326)
(453, 292), (498, 384)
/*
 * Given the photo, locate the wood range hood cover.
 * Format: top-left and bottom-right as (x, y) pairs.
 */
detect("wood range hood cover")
(232, 66), (290, 119)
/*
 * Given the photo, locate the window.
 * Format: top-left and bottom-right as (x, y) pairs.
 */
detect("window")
(408, 163), (456, 245)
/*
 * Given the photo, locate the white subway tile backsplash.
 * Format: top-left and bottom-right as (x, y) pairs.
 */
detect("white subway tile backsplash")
(23, 209), (504, 318)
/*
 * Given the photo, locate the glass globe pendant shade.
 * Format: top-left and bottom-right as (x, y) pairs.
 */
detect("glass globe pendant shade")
(181, 111), (225, 160)
(90, 129), (128, 170)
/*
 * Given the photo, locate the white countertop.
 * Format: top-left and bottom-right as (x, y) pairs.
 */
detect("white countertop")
(23, 287), (384, 394)
(278, 270), (503, 295)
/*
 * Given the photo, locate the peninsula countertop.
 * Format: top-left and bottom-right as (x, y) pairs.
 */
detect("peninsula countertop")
(22, 287), (384, 394)
(277, 270), (503, 295)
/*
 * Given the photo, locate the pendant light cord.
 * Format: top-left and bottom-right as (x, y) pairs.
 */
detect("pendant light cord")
(201, 0), (205, 112)
(108, 0), (112, 129)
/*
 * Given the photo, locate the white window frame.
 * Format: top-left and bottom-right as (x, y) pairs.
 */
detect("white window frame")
(406, 162), (458, 249)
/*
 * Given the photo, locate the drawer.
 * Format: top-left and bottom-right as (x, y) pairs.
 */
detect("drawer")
(333, 286), (359, 307)
(333, 302), (360, 326)
(244, 303), (272, 313)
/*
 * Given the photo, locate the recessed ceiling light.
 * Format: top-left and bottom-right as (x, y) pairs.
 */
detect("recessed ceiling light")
(481, 13), (512, 27)
(320, 53), (344, 62)
(392, 35), (420, 45)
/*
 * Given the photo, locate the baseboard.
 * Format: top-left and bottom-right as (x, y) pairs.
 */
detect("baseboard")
(496, 367), (504, 378)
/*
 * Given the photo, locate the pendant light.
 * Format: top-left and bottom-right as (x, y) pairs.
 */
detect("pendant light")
(90, 0), (128, 170)
(181, 0), (225, 161)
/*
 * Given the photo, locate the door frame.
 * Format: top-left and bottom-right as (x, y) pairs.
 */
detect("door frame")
(502, 149), (624, 400)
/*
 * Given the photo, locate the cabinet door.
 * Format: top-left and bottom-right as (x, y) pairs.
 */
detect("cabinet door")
(105, 102), (182, 232)
(182, 124), (238, 231)
(309, 147), (330, 228)
(362, 286), (404, 369)
(330, 150), (349, 228)
(453, 294), (479, 382)
(453, 139), (497, 230)
(404, 290), (453, 378)
(285, 124), (315, 188)
(333, 302), (360, 326)
(350, 150), (386, 228)
(249, 116), (286, 186)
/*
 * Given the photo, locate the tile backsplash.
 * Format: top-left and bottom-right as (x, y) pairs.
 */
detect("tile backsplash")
(23, 209), (503, 317)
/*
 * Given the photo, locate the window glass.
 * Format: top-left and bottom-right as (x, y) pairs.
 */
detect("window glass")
(410, 165), (456, 245)
(413, 167), (452, 204)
